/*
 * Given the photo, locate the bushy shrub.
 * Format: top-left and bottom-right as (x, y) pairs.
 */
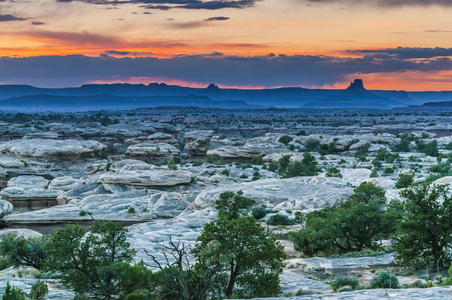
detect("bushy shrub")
(325, 167), (343, 178)
(278, 135), (293, 145)
(289, 182), (400, 257)
(416, 140), (439, 157)
(330, 276), (359, 292)
(205, 154), (223, 165)
(384, 167), (394, 174)
(251, 156), (263, 165)
(370, 271), (399, 289)
(252, 207), (267, 220)
(2, 282), (26, 300)
(30, 280), (48, 300)
(296, 130), (307, 136)
(267, 214), (295, 226)
(395, 172), (415, 189)
(124, 290), (153, 300)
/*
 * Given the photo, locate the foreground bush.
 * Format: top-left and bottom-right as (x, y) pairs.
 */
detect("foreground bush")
(267, 214), (295, 226)
(289, 182), (401, 256)
(330, 276), (359, 292)
(370, 271), (399, 289)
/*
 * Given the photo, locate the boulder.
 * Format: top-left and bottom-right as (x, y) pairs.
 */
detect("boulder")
(150, 192), (192, 218)
(84, 162), (107, 175)
(0, 200), (13, 218)
(0, 139), (106, 160)
(207, 140), (287, 159)
(126, 142), (180, 159)
(78, 193), (153, 221)
(1, 187), (62, 201)
(108, 159), (151, 172)
(48, 176), (81, 191)
(184, 130), (214, 157)
(7, 175), (49, 189)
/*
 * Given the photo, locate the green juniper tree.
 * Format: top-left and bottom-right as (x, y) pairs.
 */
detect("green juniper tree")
(394, 184), (452, 271)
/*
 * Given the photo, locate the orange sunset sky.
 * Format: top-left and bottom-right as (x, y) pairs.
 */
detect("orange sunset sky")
(1, 0), (452, 90)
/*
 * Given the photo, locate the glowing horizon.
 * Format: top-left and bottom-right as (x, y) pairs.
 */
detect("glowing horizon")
(1, 0), (452, 90)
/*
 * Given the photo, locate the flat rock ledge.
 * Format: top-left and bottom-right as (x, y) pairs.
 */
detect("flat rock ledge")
(247, 286), (452, 300)
(286, 253), (395, 270)
(97, 169), (193, 187)
(0, 139), (106, 160)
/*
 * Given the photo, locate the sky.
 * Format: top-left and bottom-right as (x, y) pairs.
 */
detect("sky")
(1, 0), (452, 90)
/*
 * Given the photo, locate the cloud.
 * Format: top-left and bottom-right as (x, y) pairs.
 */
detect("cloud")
(9, 30), (188, 49)
(31, 21), (45, 25)
(346, 47), (452, 59)
(168, 21), (204, 29)
(203, 16), (229, 21)
(305, 0), (452, 7)
(426, 30), (452, 33)
(21, 31), (121, 47)
(104, 50), (133, 55)
(57, 0), (260, 10)
(2, 51), (452, 88)
(0, 14), (27, 22)
(167, 15), (229, 29)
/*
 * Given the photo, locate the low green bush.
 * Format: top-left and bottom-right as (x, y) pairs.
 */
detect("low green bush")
(252, 207), (267, 220)
(370, 271), (399, 289)
(267, 214), (295, 226)
(330, 276), (359, 292)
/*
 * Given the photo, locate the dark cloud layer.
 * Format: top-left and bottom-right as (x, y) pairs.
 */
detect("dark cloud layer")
(347, 47), (452, 59)
(57, 0), (260, 10)
(1, 48), (452, 87)
(0, 14), (27, 21)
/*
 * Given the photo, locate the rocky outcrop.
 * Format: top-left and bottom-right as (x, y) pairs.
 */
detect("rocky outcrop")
(97, 169), (193, 187)
(249, 286), (452, 300)
(0, 139), (106, 160)
(286, 253), (394, 270)
(193, 177), (354, 212)
(207, 136), (287, 159)
(0, 187), (62, 201)
(0, 229), (42, 239)
(0, 200), (13, 218)
(48, 176), (81, 191)
(184, 130), (214, 157)
(4, 205), (92, 223)
(1, 175), (62, 205)
(7, 175), (49, 189)
(125, 142), (180, 160)
(126, 132), (177, 147)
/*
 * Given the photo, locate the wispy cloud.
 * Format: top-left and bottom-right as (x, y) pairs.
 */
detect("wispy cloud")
(57, 0), (260, 10)
(346, 47), (452, 59)
(203, 16), (229, 21)
(0, 14), (27, 22)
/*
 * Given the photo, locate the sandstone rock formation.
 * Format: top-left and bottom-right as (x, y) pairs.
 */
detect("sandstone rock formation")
(0, 139), (106, 160)
(184, 130), (214, 157)
(97, 169), (193, 187)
